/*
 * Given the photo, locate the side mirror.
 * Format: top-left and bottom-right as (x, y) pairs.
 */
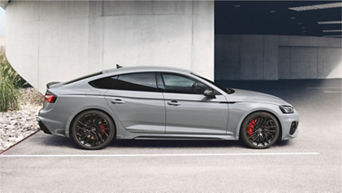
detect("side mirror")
(203, 89), (216, 98)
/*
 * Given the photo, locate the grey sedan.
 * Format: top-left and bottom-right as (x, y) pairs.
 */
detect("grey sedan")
(38, 66), (298, 149)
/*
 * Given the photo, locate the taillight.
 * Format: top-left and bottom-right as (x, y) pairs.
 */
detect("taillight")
(45, 93), (57, 103)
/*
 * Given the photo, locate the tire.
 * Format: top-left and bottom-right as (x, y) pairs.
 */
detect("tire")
(70, 110), (115, 150)
(240, 112), (280, 149)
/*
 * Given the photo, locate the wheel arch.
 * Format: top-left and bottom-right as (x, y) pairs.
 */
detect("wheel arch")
(67, 108), (117, 138)
(237, 110), (282, 141)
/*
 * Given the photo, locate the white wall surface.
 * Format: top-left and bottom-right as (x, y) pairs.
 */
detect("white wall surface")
(0, 36), (4, 47)
(216, 35), (342, 80)
(5, 1), (214, 93)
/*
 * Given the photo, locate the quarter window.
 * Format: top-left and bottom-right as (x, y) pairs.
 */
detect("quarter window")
(90, 72), (159, 92)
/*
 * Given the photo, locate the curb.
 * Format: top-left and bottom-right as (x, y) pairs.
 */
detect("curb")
(0, 129), (40, 154)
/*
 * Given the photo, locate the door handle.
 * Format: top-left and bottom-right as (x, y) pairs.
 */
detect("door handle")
(111, 98), (125, 104)
(167, 100), (180, 106)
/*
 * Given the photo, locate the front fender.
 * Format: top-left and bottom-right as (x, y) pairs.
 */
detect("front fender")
(228, 102), (284, 139)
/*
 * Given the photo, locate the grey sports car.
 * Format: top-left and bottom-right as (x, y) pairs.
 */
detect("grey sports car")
(38, 66), (298, 149)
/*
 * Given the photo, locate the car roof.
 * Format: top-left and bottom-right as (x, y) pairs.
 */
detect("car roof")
(102, 66), (191, 75)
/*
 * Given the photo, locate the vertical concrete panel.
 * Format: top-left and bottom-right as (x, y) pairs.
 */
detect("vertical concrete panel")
(5, 2), (40, 87)
(38, 2), (69, 88)
(88, 1), (104, 72)
(279, 35), (342, 48)
(102, 14), (192, 69)
(240, 36), (264, 80)
(102, 0), (193, 71)
(318, 48), (342, 78)
(263, 36), (278, 80)
(191, 1), (214, 80)
(279, 36), (319, 47)
(290, 47), (318, 79)
(103, 1), (153, 16)
(278, 47), (291, 79)
(38, 1), (89, 89)
(152, 1), (187, 15)
(215, 35), (240, 80)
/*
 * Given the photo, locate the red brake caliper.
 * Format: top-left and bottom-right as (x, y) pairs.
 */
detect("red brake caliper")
(99, 125), (106, 135)
(247, 119), (257, 136)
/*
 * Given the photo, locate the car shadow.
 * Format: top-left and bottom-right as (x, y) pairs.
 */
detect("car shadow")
(40, 135), (79, 149)
(276, 140), (290, 147)
(109, 138), (292, 148)
(40, 135), (291, 149)
(109, 139), (244, 148)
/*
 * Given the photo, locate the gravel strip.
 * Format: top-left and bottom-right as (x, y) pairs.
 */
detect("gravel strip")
(0, 88), (43, 152)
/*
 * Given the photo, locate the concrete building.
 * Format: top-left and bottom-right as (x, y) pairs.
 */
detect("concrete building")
(0, 1), (341, 93)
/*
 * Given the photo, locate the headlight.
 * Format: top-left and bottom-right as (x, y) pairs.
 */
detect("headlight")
(279, 105), (294, 114)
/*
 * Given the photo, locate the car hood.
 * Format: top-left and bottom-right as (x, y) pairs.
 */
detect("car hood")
(228, 89), (290, 105)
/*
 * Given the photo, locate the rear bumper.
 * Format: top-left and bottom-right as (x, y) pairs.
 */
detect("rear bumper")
(38, 109), (67, 137)
(38, 119), (52, 134)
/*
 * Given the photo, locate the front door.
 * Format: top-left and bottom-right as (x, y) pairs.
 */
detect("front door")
(161, 73), (228, 135)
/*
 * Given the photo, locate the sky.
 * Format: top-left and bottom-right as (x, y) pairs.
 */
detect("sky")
(0, 7), (5, 36)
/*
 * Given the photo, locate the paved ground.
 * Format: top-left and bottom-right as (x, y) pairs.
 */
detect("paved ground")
(0, 79), (341, 193)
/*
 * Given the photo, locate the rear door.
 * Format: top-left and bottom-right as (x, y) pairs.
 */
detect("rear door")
(92, 72), (165, 134)
(160, 73), (228, 135)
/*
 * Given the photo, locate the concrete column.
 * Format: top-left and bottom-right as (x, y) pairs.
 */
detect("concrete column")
(191, 1), (214, 79)
(4, 0), (214, 93)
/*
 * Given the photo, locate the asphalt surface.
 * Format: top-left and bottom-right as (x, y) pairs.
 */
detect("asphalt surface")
(1, 79), (341, 193)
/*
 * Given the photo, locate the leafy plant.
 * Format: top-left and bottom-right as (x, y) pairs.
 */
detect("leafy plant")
(0, 53), (26, 111)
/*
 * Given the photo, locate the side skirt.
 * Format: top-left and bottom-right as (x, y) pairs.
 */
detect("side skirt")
(131, 134), (237, 141)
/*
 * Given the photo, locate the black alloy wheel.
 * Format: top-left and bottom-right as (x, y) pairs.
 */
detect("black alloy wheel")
(240, 112), (280, 149)
(71, 110), (115, 150)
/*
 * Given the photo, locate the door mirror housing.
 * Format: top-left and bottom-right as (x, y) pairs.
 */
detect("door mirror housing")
(203, 89), (216, 98)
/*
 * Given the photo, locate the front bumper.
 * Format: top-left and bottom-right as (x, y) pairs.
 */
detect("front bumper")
(280, 111), (299, 140)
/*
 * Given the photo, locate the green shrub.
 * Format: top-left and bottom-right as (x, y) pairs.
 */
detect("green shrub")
(0, 53), (24, 111)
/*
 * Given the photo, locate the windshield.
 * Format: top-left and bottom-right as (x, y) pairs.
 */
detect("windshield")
(192, 73), (235, 94)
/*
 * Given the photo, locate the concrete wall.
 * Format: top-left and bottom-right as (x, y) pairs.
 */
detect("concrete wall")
(5, 1), (214, 93)
(0, 36), (4, 47)
(215, 35), (342, 80)
(0, 36), (4, 55)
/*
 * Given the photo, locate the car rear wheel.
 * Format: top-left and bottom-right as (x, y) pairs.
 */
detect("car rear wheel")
(240, 112), (280, 149)
(71, 110), (115, 150)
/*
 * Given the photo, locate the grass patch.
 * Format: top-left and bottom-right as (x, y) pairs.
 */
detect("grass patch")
(0, 53), (27, 112)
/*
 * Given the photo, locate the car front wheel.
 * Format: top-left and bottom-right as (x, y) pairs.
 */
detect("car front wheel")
(240, 112), (280, 149)
(71, 110), (115, 150)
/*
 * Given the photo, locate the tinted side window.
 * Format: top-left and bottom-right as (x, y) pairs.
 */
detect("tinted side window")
(90, 72), (159, 92)
(161, 73), (209, 94)
(90, 76), (119, 89)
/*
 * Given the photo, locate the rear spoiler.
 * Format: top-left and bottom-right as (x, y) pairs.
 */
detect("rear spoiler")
(46, 82), (61, 89)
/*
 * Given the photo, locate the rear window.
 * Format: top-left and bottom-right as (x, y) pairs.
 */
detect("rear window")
(64, 72), (102, 85)
(90, 72), (160, 92)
